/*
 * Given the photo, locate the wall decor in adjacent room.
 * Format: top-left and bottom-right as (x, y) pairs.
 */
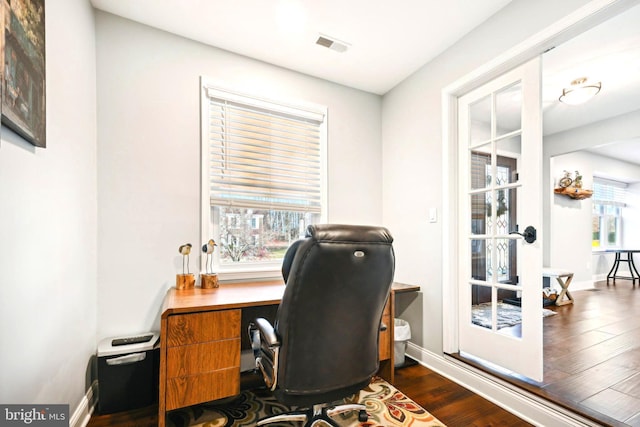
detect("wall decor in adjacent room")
(1, 0), (46, 148)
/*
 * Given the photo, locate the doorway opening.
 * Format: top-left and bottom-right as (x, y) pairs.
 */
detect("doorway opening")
(443, 2), (640, 425)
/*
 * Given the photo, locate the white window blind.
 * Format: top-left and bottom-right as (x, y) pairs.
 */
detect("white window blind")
(204, 87), (325, 213)
(593, 177), (627, 207)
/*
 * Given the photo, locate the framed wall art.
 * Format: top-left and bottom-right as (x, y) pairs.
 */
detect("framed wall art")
(1, 0), (46, 148)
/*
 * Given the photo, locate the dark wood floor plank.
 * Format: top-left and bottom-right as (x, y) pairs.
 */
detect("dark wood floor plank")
(550, 327), (640, 375)
(580, 388), (640, 422)
(597, 319), (640, 336)
(625, 411), (640, 427)
(394, 364), (532, 427)
(544, 329), (614, 361)
(612, 372), (640, 399)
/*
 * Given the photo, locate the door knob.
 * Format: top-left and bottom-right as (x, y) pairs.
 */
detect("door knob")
(509, 225), (537, 244)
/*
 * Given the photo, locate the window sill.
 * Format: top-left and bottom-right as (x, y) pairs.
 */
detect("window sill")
(208, 265), (282, 283)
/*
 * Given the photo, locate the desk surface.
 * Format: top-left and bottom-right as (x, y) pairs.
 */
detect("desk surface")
(161, 280), (285, 317)
(161, 281), (420, 317)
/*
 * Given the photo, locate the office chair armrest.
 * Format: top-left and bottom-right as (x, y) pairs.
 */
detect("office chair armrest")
(254, 317), (280, 347)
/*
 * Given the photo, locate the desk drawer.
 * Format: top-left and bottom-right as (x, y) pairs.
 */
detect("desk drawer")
(166, 368), (239, 411)
(167, 339), (240, 378)
(167, 310), (240, 346)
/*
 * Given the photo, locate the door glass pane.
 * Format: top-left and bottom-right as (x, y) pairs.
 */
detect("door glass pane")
(493, 187), (516, 237)
(496, 136), (521, 185)
(496, 299), (523, 338)
(469, 95), (491, 145)
(470, 144), (491, 190)
(471, 192), (492, 236)
(496, 82), (522, 137)
(471, 239), (487, 281)
(471, 284), (492, 330)
(493, 238), (517, 284)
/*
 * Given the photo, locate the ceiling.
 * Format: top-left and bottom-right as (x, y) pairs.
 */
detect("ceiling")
(542, 4), (640, 167)
(89, 0), (511, 95)
(90, 0), (640, 166)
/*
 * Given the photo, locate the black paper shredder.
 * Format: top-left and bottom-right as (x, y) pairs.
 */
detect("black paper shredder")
(97, 332), (160, 414)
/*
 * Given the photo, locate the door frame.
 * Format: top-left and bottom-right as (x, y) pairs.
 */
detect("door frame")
(441, 0), (638, 354)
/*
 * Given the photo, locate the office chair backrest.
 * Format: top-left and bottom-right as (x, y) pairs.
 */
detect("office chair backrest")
(275, 224), (395, 402)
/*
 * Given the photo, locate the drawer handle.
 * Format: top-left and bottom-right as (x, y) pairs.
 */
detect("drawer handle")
(106, 352), (146, 366)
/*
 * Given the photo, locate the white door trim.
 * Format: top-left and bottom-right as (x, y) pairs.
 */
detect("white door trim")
(441, 0), (638, 354)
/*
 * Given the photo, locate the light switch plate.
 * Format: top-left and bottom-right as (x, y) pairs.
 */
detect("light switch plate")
(429, 208), (437, 223)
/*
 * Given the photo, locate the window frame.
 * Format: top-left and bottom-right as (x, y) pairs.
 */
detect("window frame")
(199, 78), (328, 281)
(592, 177), (627, 250)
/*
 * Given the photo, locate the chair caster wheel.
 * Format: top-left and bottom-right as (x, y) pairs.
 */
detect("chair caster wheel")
(358, 409), (368, 422)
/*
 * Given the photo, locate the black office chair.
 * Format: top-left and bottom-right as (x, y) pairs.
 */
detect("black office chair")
(249, 224), (395, 426)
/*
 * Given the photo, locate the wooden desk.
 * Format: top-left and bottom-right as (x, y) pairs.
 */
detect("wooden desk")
(606, 249), (640, 285)
(157, 280), (418, 427)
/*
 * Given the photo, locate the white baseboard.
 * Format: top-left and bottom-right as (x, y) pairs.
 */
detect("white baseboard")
(593, 273), (607, 282)
(70, 381), (98, 427)
(405, 343), (602, 427)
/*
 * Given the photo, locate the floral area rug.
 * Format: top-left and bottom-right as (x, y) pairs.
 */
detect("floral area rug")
(472, 301), (556, 329)
(167, 376), (446, 426)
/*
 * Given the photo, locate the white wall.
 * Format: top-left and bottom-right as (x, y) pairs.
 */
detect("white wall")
(0, 0), (97, 413)
(381, 0), (592, 352)
(95, 12), (383, 339)
(548, 151), (595, 286)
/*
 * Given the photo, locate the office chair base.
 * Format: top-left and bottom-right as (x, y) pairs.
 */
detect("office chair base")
(256, 403), (367, 426)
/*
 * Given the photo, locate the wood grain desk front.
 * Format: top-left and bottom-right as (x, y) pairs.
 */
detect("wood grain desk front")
(157, 280), (418, 427)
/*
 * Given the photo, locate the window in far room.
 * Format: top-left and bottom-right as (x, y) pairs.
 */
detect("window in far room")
(592, 177), (626, 249)
(200, 80), (327, 279)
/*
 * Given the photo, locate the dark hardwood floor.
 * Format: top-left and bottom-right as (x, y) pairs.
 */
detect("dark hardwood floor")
(87, 363), (531, 426)
(455, 280), (640, 427)
(394, 363), (532, 426)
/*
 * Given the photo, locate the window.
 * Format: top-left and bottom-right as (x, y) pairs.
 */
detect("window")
(592, 177), (627, 249)
(200, 81), (327, 278)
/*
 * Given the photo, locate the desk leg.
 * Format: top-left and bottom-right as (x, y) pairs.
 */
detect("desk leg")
(630, 253), (640, 284)
(158, 317), (167, 427)
(607, 253), (621, 285)
(378, 292), (395, 384)
(555, 274), (574, 306)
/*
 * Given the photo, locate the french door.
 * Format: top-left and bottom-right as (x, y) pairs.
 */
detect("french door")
(457, 57), (543, 381)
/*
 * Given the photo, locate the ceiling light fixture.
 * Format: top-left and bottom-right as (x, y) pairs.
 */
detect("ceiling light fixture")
(559, 77), (602, 106)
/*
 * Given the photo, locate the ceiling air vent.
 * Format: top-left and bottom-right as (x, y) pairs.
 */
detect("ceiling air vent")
(316, 34), (349, 53)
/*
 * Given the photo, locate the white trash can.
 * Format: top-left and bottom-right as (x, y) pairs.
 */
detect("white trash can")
(394, 318), (411, 367)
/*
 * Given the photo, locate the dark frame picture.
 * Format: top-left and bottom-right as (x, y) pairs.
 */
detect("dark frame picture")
(1, 0), (46, 148)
